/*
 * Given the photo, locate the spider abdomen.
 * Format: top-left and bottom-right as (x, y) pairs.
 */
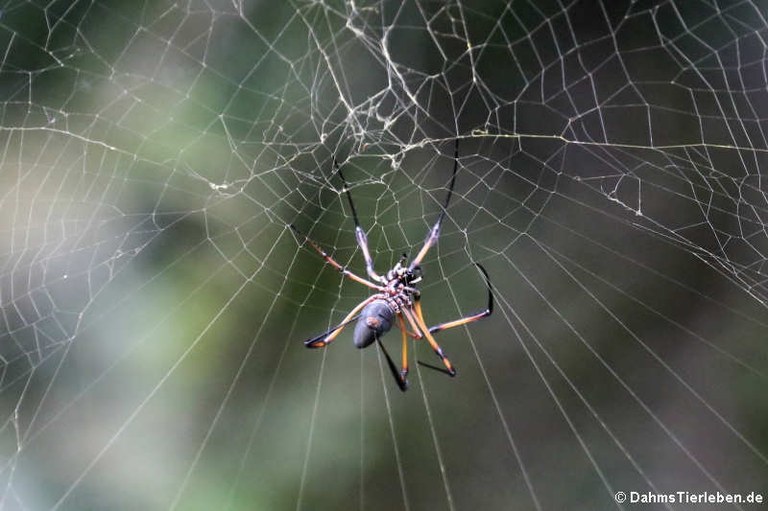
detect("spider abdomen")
(353, 299), (395, 348)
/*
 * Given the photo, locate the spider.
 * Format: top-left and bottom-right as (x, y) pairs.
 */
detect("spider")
(290, 139), (493, 391)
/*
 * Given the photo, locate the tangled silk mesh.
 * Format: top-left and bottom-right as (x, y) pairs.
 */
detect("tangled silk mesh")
(0, 1), (767, 510)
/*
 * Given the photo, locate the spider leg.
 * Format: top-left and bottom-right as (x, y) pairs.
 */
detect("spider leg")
(399, 305), (424, 340)
(304, 295), (381, 348)
(408, 138), (460, 271)
(410, 300), (457, 376)
(428, 263), (493, 334)
(373, 313), (411, 391)
(336, 161), (383, 283)
(289, 224), (386, 291)
(376, 335), (408, 392)
(397, 314), (410, 385)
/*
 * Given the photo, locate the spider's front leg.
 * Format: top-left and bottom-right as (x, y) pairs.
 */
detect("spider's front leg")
(408, 138), (460, 272)
(335, 162), (384, 283)
(289, 224), (385, 292)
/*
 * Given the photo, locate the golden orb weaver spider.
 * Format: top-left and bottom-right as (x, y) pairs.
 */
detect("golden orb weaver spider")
(290, 139), (493, 391)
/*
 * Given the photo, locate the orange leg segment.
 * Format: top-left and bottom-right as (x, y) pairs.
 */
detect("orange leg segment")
(304, 295), (379, 348)
(397, 314), (409, 383)
(290, 224), (385, 292)
(412, 300), (456, 376)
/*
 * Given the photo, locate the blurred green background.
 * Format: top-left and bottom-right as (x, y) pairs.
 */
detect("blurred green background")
(0, 1), (766, 510)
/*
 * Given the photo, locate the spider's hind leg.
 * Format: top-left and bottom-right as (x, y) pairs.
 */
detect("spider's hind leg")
(405, 302), (457, 377)
(427, 262), (493, 334)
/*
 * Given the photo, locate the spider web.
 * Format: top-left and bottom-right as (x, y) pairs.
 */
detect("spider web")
(1, 0), (767, 509)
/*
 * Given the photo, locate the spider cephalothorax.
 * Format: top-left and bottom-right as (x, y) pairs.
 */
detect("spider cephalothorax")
(291, 139), (493, 391)
(385, 257), (422, 287)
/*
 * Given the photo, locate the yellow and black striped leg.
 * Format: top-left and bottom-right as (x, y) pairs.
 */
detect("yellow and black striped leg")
(428, 262), (493, 334)
(289, 224), (385, 291)
(412, 300), (456, 377)
(304, 295), (379, 348)
(335, 162), (384, 283)
(376, 333), (409, 392)
(427, 310), (490, 334)
(407, 139), (460, 272)
(397, 314), (410, 386)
